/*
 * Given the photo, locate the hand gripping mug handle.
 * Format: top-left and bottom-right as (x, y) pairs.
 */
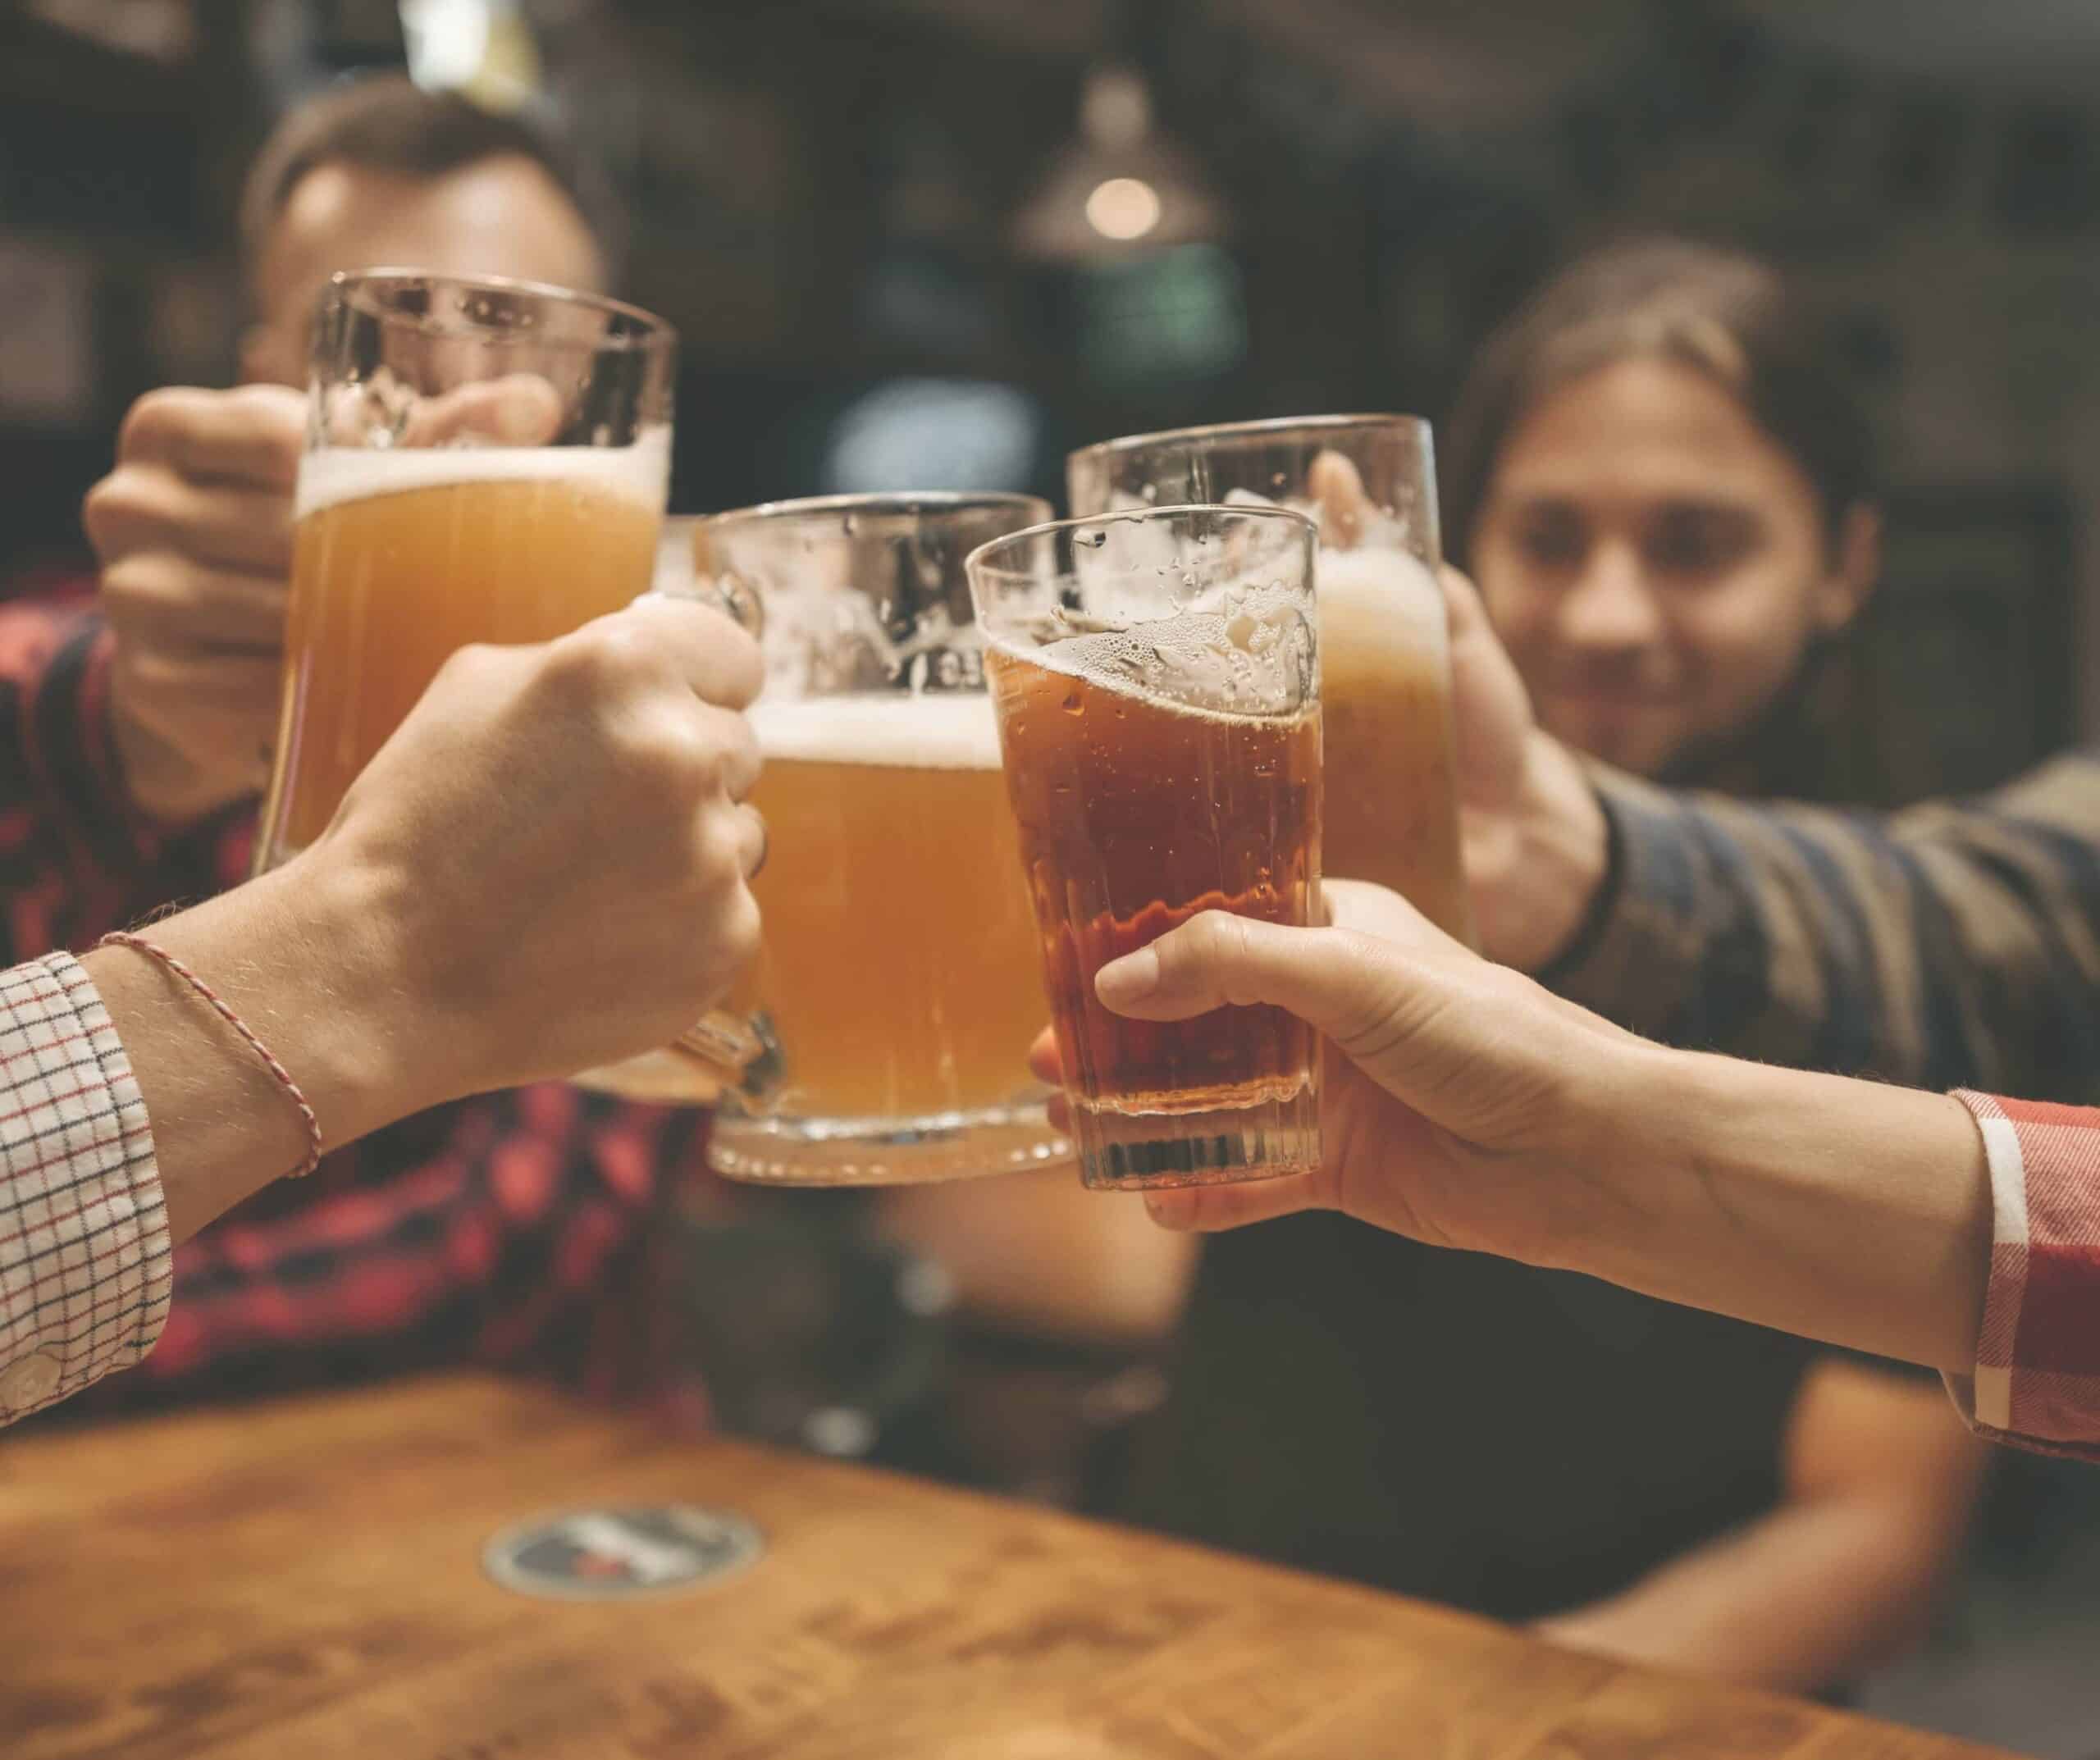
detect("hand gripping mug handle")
(638, 567), (777, 1099)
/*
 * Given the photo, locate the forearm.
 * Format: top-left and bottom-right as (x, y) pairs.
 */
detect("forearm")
(1541, 754), (2100, 1100)
(1539, 1496), (1947, 1694)
(1562, 1048), (1991, 1375)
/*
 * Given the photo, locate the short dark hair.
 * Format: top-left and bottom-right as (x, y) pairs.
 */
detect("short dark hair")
(239, 74), (614, 276)
(1443, 239), (1875, 565)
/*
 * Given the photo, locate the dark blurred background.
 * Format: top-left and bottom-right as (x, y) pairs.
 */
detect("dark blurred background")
(7, 3), (2100, 1748)
(9, 0), (2100, 794)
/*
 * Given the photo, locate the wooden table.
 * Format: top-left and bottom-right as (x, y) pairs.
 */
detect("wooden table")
(0, 1375), (2016, 1759)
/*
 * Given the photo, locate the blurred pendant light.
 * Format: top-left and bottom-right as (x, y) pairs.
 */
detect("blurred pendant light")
(1012, 65), (1230, 261)
(399, 0), (542, 112)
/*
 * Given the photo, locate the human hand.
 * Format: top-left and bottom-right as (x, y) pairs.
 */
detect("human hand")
(1034, 880), (1655, 1267)
(84, 385), (306, 824)
(294, 594), (766, 1109)
(1438, 565), (1611, 970)
(89, 377), (578, 828)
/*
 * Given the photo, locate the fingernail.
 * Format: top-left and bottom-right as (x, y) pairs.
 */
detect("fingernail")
(1094, 946), (1161, 1008)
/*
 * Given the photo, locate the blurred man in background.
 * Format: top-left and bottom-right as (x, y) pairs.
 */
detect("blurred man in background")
(1, 75), (714, 1417)
(94, 73), (608, 833)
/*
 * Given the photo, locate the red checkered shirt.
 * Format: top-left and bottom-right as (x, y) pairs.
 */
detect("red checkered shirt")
(1, 581), (719, 1422)
(0, 951), (169, 1423)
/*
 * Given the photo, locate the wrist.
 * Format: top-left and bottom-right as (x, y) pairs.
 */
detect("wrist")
(144, 852), (457, 1149)
(1572, 1047), (1992, 1371)
(1472, 731), (1609, 971)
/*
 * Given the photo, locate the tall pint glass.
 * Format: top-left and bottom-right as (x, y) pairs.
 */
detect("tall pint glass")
(967, 505), (1324, 1192)
(600, 493), (1072, 1185)
(1069, 415), (1471, 942)
(256, 270), (676, 872)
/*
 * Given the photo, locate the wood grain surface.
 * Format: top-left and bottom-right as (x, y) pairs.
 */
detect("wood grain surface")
(0, 1375), (2020, 1759)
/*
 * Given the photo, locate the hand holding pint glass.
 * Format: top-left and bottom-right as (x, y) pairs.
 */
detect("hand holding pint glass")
(966, 505), (1325, 1192)
(1068, 416), (1471, 943)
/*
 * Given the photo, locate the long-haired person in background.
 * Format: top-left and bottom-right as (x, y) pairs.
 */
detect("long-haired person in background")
(0, 75), (718, 1418)
(1445, 239), (1881, 802)
(1100, 241), (1984, 1700)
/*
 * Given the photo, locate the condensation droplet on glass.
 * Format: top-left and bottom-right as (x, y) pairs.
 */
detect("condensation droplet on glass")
(1061, 689), (1084, 716)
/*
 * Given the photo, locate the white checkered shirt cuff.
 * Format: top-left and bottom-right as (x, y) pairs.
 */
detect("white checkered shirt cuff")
(0, 951), (170, 1422)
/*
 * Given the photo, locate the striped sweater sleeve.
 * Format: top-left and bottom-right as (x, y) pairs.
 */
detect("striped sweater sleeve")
(1545, 751), (2100, 1102)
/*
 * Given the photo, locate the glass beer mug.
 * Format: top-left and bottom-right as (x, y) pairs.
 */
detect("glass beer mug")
(1069, 415), (1472, 943)
(580, 493), (1074, 1188)
(258, 269), (677, 872)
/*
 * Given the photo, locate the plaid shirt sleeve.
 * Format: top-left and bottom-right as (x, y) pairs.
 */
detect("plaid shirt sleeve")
(1948, 1089), (2100, 1458)
(1544, 750), (2100, 1100)
(0, 951), (171, 1424)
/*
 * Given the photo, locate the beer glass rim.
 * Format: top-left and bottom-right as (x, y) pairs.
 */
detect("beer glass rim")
(963, 502), (1318, 587)
(1069, 412), (1431, 467)
(705, 490), (1054, 533)
(326, 267), (676, 354)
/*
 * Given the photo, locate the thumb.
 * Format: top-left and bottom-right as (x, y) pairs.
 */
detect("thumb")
(1437, 560), (1487, 635)
(1094, 911), (1413, 1056)
(1306, 448), (1367, 549)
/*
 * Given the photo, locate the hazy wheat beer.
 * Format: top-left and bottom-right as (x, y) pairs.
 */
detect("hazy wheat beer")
(748, 694), (1047, 1108)
(258, 271), (677, 874)
(1316, 547), (1470, 938)
(613, 490), (1073, 1184)
(262, 445), (664, 862)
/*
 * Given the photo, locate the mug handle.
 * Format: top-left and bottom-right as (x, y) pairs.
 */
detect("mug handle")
(636, 554), (774, 1097)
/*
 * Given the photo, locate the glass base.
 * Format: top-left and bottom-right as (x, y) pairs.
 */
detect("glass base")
(1072, 1083), (1319, 1192)
(709, 1104), (1071, 1187)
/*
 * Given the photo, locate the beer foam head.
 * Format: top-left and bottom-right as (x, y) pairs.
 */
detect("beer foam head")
(750, 692), (1002, 769)
(1014, 589), (1317, 723)
(294, 426), (670, 521)
(1314, 545), (1448, 651)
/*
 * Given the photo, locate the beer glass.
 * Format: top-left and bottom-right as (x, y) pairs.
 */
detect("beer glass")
(967, 505), (1324, 1192)
(593, 493), (1071, 1184)
(256, 269), (676, 872)
(1068, 416), (1472, 942)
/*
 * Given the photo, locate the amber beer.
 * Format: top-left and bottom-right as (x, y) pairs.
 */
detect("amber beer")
(262, 445), (664, 864)
(1316, 547), (1472, 939)
(985, 615), (1322, 1188)
(712, 693), (1051, 1168)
